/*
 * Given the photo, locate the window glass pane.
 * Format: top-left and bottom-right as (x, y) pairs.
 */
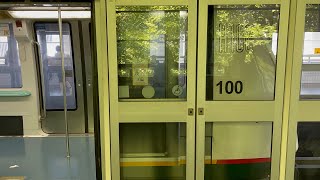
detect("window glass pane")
(206, 5), (280, 101)
(120, 123), (186, 179)
(295, 122), (320, 179)
(205, 122), (272, 179)
(116, 6), (188, 100)
(301, 5), (320, 99)
(0, 23), (22, 88)
(35, 23), (77, 110)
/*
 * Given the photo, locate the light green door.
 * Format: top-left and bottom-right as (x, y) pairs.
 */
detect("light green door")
(196, 0), (290, 180)
(106, 0), (291, 179)
(285, 0), (320, 179)
(106, 0), (197, 179)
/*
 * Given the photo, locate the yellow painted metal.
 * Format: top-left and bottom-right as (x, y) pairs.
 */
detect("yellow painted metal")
(283, 0), (320, 179)
(0, 177), (25, 180)
(279, 0), (297, 179)
(285, 0), (307, 179)
(94, 0), (112, 180)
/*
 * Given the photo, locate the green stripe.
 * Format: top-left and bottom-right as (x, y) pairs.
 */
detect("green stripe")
(0, 90), (31, 97)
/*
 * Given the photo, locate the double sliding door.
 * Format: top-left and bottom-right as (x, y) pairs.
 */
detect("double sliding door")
(106, 0), (289, 179)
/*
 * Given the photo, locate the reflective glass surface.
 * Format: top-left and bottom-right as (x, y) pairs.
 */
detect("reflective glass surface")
(300, 5), (320, 99)
(295, 122), (320, 179)
(0, 23), (22, 88)
(116, 6), (188, 100)
(120, 123), (186, 180)
(206, 5), (280, 101)
(205, 122), (272, 179)
(35, 23), (77, 110)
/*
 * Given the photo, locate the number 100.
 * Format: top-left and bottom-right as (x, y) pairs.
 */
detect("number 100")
(216, 81), (243, 94)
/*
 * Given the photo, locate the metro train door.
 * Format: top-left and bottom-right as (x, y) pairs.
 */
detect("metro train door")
(107, 0), (291, 179)
(285, 0), (320, 179)
(35, 21), (86, 133)
(196, 0), (289, 180)
(107, 0), (197, 179)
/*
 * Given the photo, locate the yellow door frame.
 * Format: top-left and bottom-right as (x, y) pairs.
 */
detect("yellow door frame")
(94, 0), (112, 180)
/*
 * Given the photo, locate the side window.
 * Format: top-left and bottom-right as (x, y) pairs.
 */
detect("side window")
(35, 22), (77, 110)
(300, 5), (320, 98)
(0, 23), (22, 88)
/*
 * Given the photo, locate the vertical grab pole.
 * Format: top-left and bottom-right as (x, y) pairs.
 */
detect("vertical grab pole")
(58, 7), (71, 158)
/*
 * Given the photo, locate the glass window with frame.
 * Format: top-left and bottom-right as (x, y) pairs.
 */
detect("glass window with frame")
(0, 23), (22, 88)
(116, 6), (188, 100)
(206, 5), (280, 101)
(300, 4), (320, 99)
(35, 22), (77, 110)
(120, 123), (186, 180)
(295, 122), (320, 179)
(205, 122), (273, 180)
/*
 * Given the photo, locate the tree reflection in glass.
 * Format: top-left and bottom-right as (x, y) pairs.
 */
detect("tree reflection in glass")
(116, 6), (188, 100)
(207, 5), (280, 101)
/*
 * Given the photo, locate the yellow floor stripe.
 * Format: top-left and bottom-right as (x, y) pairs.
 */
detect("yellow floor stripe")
(121, 158), (269, 167)
(204, 159), (211, 164)
(121, 160), (186, 167)
(212, 160), (218, 164)
(0, 177), (25, 180)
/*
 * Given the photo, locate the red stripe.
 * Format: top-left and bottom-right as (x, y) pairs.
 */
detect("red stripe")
(216, 158), (271, 165)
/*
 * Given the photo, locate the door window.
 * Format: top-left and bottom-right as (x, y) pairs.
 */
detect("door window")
(116, 6), (188, 100)
(300, 4), (320, 99)
(120, 123), (186, 179)
(35, 22), (77, 110)
(206, 5), (280, 101)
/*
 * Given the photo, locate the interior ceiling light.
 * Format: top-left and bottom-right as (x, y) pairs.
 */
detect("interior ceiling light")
(8, 11), (91, 19)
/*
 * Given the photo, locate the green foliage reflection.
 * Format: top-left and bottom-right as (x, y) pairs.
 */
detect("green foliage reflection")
(116, 6), (188, 99)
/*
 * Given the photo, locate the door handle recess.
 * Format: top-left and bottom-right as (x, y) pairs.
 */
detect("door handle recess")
(198, 108), (204, 115)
